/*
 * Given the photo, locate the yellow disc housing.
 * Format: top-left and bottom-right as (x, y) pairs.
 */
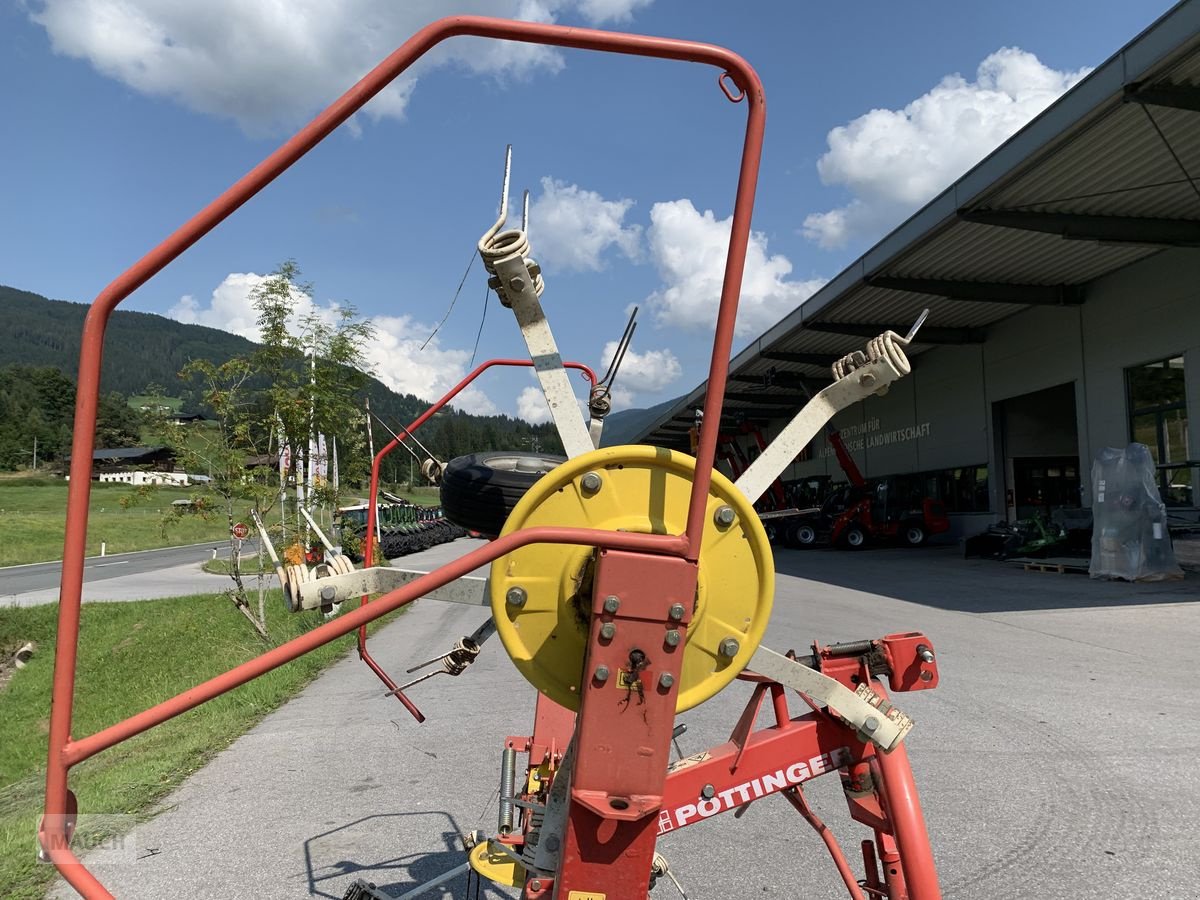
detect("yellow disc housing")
(490, 445), (774, 713)
(468, 841), (525, 887)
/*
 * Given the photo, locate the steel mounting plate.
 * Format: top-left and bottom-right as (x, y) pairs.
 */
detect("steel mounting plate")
(490, 445), (774, 712)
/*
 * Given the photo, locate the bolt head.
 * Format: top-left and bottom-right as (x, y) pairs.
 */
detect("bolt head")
(544, 834), (560, 852)
(599, 622), (616, 640)
(713, 505), (736, 527)
(718, 636), (741, 658)
(508, 276), (526, 292)
(581, 471), (603, 493)
(859, 371), (877, 387)
(863, 716), (880, 733)
(506, 586), (528, 607)
(594, 665), (610, 683)
(701, 783), (715, 800)
(668, 602), (686, 621)
(658, 672), (675, 689)
(664, 629), (681, 647)
(529, 879), (543, 892)
(319, 585), (336, 602)
(603, 595), (620, 614)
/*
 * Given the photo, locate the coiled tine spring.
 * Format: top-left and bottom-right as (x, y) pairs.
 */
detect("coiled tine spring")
(831, 308), (930, 381)
(477, 145), (544, 302)
(386, 637), (483, 696)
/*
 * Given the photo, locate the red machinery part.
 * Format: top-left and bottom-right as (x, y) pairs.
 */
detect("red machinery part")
(42, 16), (766, 899)
(358, 358), (597, 721)
(39, 15), (944, 900)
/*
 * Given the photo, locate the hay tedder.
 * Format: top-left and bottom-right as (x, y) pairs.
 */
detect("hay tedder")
(42, 17), (943, 899)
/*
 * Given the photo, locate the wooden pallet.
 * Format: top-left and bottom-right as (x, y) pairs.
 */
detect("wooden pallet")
(1011, 556), (1089, 575)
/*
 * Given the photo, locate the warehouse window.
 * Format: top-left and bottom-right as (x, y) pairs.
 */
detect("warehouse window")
(1126, 355), (1191, 505)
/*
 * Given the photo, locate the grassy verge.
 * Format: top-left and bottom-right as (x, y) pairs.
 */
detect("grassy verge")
(0, 479), (237, 566)
(0, 592), (397, 899)
(201, 557), (272, 576)
(0, 478), (446, 567)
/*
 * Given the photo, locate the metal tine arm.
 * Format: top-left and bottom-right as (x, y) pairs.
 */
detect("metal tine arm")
(298, 506), (337, 553)
(734, 310), (929, 505)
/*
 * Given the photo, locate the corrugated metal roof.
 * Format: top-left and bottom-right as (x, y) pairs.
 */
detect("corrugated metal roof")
(641, 0), (1200, 448)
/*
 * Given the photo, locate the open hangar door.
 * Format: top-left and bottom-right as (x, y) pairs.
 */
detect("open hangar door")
(995, 382), (1082, 521)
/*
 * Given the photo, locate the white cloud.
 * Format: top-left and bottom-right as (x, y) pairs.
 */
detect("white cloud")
(529, 177), (642, 272)
(803, 47), (1091, 249)
(31, 0), (654, 135)
(516, 385), (552, 424)
(643, 199), (825, 337)
(600, 341), (680, 393)
(168, 272), (498, 415)
(576, 0), (653, 23)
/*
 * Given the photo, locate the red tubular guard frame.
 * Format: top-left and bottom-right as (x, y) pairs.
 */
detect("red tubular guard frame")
(42, 16), (765, 898)
(359, 358), (597, 721)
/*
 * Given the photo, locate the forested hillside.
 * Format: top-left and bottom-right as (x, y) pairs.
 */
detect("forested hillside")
(0, 285), (563, 474)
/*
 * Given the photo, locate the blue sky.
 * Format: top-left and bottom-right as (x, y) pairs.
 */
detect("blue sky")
(0, 1), (1176, 421)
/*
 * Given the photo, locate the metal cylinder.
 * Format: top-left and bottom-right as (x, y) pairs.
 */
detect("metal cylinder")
(498, 747), (518, 834)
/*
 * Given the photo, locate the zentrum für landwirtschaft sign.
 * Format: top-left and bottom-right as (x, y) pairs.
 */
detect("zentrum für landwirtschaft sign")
(819, 418), (932, 456)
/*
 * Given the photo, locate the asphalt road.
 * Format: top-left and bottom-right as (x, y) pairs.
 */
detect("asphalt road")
(50, 541), (1200, 899)
(0, 539), (257, 607)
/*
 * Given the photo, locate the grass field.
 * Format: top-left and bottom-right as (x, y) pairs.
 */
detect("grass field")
(0, 478), (237, 567)
(0, 591), (396, 899)
(0, 476), (448, 568)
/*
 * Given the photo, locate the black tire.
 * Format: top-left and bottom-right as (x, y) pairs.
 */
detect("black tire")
(839, 524), (868, 550)
(795, 523), (818, 547)
(440, 451), (566, 536)
(902, 523), (927, 547)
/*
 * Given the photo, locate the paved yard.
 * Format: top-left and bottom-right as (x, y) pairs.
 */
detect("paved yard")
(53, 541), (1200, 899)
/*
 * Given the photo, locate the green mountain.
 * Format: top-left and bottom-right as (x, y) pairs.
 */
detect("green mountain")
(600, 396), (681, 447)
(0, 285), (563, 473)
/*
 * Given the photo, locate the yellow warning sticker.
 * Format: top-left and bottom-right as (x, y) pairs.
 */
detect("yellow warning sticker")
(616, 671), (641, 691)
(567, 893), (606, 900)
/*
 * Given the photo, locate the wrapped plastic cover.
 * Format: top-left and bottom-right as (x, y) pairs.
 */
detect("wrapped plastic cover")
(1090, 443), (1183, 581)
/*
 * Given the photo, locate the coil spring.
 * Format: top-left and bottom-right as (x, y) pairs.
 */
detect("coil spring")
(588, 384), (612, 418)
(478, 226), (543, 304)
(438, 637), (481, 676)
(498, 747), (518, 835)
(832, 329), (913, 381)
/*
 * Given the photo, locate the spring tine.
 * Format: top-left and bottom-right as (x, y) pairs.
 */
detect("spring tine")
(522, 188), (530, 235)
(405, 653), (449, 675)
(905, 307), (931, 343)
(478, 145), (513, 252)
(371, 411), (437, 463)
(599, 306), (639, 386)
(385, 669), (444, 696)
(665, 868), (690, 899)
(607, 319), (636, 385)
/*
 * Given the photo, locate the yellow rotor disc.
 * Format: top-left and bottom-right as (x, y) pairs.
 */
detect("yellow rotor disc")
(490, 445), (773, 713)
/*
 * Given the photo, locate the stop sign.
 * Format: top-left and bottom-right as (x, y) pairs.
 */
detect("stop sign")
(231, 522), (250, 540)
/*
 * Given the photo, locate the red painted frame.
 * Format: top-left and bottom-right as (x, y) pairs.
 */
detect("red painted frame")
(42, 16), (766, 898)
(358, 357), (597, 721)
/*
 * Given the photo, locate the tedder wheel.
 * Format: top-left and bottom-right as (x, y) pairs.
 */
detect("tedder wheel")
(840, 524), (867, 550)
(795, 523), (818, 547)
(440, 451), (566, 537)
(903, 523), (927, 547)
(490, 445), (775, 714)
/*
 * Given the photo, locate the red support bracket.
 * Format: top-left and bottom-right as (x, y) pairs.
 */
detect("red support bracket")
(359, 358), (596, 720)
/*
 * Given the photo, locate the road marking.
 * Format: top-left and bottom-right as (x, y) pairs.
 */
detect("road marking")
(89, 561), (130, 569)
